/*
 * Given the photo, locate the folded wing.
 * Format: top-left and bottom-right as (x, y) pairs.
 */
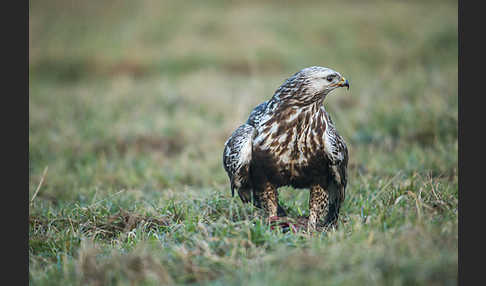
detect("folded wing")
(223, 124), (256, 203)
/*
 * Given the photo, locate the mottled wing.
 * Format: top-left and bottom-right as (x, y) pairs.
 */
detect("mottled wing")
(246, 101), (268, 127)
(326, 113), (348, 202)
(223, 124), (256, 203)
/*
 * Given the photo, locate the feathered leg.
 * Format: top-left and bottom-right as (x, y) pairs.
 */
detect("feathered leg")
(253, 189), (287, 217)
(308, 185), (329, 232)
(254, 182), (279, 217)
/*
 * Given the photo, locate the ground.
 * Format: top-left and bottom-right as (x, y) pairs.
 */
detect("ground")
(29, 1), (458, 285)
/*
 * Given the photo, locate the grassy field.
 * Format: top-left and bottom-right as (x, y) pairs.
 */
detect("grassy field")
(29, 0), (458, 285)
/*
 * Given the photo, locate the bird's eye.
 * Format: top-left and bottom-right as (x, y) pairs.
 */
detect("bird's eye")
(326, 75), (335, 82)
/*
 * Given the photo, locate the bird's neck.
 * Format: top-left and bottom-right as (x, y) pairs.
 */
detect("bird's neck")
(267, 97), (325, 119)
(256, 99), (327, 137)
(268, 89), (327, 110)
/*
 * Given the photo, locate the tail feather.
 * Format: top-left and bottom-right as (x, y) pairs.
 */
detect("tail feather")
(237, 187), (252, 203)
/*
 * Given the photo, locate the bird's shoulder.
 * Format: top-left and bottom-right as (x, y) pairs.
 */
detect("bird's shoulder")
(223, 124), (255, 173)
(246, 101), (269, 127)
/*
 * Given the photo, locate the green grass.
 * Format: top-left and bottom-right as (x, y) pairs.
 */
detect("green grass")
(29, 0), (457, 285)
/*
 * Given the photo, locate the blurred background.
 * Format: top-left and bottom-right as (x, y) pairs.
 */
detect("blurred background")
(29, 0), (457, 284)
(29, 0), (457, 191)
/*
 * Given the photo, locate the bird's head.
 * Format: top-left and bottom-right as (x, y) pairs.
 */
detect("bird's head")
(273, 66), (349, 106)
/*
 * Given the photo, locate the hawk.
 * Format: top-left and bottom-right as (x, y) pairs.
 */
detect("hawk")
(223, 66), (350, 232)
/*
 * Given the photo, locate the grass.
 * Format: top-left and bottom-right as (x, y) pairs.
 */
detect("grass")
(29, 0), (457, 285)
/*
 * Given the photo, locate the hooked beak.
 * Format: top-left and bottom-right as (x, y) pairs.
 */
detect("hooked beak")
(338, 77), (349, 90)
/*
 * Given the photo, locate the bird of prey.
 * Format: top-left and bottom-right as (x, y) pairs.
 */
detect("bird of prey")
(223, 66), (349, 232)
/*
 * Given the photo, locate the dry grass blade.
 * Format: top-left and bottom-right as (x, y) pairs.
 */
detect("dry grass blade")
(30, 166), (48, 206)
(407, 191), (422, 222)
(370, 171), (402, 203)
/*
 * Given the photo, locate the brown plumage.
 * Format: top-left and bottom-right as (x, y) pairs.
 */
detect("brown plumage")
(223, 66), (350, 232)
